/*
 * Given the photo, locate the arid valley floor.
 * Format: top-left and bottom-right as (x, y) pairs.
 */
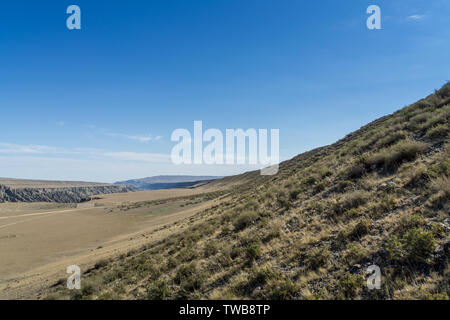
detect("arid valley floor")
(0, 188), (225, 299)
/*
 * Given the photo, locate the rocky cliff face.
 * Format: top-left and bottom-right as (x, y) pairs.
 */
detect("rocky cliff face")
(0, 184), (136, 203)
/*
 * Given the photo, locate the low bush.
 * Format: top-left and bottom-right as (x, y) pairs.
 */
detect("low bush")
(313, 182), (326, 194)
(364, 140), (428, 173)
(337, 272), (364, 298)
(262, 278), (298, 300)
(333, 190), (369, 215)
(426, 124), (449, 139)
(348, 219), (371, 240)
(94, 259), (110, 270)
(376, 131), (407, 148)
(428, 176), (450, 209)
(303, 176), (317, 186)
(203, 242), (219, 258)
(343, 243), (368, 265)
(346, 164), (366, 179)
(147, 280), (169, 299)
(397, 214), (424, 235)
(305, 246), (331, 270)
(181, 273), (204, 292)
(233, 211), (258, 231)
(174, 263), (196, 285)
(289, 189), (301, 200)
(385, 228), (436, 264)
(336, 180), (353, 193)
(402, 228), (436, 264)
(237, 267), (281, 296)
(245, 242), (262, 262)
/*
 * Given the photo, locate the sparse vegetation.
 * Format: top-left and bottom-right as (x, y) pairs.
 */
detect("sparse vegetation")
(40, 83), (450, 301)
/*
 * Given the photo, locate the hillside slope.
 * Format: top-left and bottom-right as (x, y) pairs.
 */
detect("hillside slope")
(48, 83), (449, 300)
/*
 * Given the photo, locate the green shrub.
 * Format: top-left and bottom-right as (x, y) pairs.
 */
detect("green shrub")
(181, 273), (204, 292)
(386, 228), (436, 264)
(333, 190), (369, 215)
(103, 268), (124, 284)
(345, 208), (361, 218)
(364, 140), (428, 172)
(305, 246), (331, 270)
(338, 272), (364, 298)
(402, 228), (436, 264)
(431, 223), (446, 238)
(238, 267), (281, 296)
(233, 211), (258, 231)
(313, 182), (326, 194)
(421, 105), (449, 131)
(376, 131), (407, 148)
(410, 113), (428, 125)
(147, 280), (169, 300)
(405, 165), (429, 188)
(303, 176), (317, 186)
(397, 214), (424, 235)
(178, 248), (198, 262)
(426, 124), (449, 139)
(204, 242), (219, 258)
(246, 242), (262, 261)
(174, 263), (196, 285)
(369, 195), (396, 218)
(321, 170), (333, 178)
(336, 180), (353, 192)
(263, 278), (298, 300)
(349, 219), (371, 240)
(346, 164), (366, 179)
(289, 189), (301, 200)
(426, 157), (450, 178)
(428, 176), (450, 209)
(94, 259), (109, 269)
(343, 243), (368, 265)
(166, 256), (179, 270)
(385, 235), (403, 263)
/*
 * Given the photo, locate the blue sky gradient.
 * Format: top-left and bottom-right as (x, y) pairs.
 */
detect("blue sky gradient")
(1, 1), (449, 182)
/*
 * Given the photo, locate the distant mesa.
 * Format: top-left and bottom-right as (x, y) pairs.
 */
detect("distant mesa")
(115, 175), (222, 190)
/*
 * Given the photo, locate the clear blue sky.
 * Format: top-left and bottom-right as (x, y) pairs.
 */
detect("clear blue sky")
(0, 0), (449, 182)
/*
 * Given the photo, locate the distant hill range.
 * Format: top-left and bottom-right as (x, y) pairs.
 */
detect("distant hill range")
(115, 175), (222, 190)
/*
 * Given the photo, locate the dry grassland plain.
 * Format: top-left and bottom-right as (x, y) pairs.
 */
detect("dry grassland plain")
(0, 187), (225, 299)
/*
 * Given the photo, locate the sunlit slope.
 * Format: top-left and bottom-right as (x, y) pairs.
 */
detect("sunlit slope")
(48, 83), (449, 300)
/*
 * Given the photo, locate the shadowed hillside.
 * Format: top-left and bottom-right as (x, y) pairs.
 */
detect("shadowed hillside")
(47, 83), (449, 300)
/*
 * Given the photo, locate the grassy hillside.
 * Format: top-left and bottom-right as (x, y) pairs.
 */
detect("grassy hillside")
(47, 83), (449, 300)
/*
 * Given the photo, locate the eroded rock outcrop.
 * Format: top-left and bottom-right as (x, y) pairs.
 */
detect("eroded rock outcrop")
(0, 184), (136, 203)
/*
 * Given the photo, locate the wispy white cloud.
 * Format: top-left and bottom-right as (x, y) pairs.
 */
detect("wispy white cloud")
(0, 142), (170, 163)
(0, 143), (62, 154)
(103, 152), (170, 162)
(0, 155), (250, 183)
(105, 132), (162, 143)
(406, 14), (425, 21)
